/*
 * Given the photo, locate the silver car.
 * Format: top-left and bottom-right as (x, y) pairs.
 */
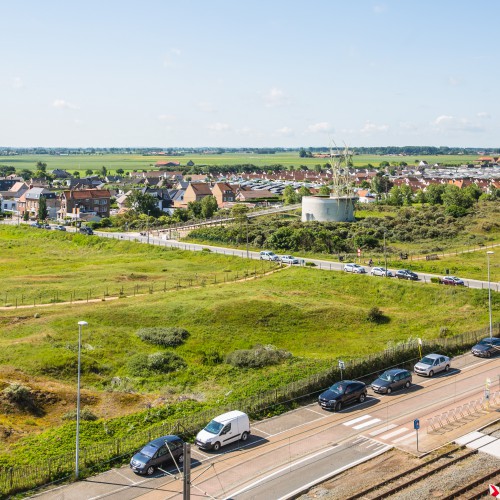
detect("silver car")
(414, 353), (450, 377)
(371, 267), (393, 277)
(280, 255), (300, 264)
(344, 263), (366, 274)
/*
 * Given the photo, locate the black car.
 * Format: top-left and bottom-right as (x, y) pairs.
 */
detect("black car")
(79, 227), (94, 235)
(130, 435), (184, 475)
(471, 337), (500, 358)
(371, 368), (412, 394)
(395, 269), (418, 280)
(318, 380), (367, 411)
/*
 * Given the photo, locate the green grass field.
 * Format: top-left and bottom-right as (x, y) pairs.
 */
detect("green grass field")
(0, 223), (497, 460)
(0, 152), (481, 174)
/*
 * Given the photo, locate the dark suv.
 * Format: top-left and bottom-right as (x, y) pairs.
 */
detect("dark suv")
(395, 269), (418, 280)
(79, 227), (94, 235)
(318, 380), (367, 411)
(130, 435), (184, 475)
(371, 368), (412, 394)
(471, 337), (500, 358)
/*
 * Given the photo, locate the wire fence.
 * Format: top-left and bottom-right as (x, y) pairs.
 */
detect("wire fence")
(1, 322), (498, 497)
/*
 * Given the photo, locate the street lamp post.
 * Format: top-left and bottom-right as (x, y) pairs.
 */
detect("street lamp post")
(147, 210), (150, 245)
(76, 320), (88, 479)
(246, 216), (249, 259)
(487, 251), (494, 340)
(384, 231), (388, 277)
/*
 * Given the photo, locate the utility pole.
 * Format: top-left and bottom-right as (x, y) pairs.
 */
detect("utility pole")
(147, 210), (150, 245)
(384, 231), (388, 277)
(246, 216), (249, 259)
(183, 443), (191, 500)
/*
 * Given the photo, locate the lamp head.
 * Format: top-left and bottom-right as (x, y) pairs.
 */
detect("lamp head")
(78, 321), (88, 326)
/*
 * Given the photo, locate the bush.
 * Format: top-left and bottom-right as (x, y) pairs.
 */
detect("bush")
(3, 384), (33, 406)
(128, 352), (186, 375)
(366, 306), (386, 324)
(226, 344), (292, 368)
(430, 277), (441, 284)
(62, 407), (98, 421)
(136, 327), (190, 347)
(201, 348), (223, 366)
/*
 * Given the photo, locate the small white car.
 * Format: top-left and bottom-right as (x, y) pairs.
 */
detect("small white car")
(343, 263), (366, 274)
(414, 353), (451, 377)
(260, 251), (280, 261)
(280, 255), (299, 264)
(371, 267), (393, 277)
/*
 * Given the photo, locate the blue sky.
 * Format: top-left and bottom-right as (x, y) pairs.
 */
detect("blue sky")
(1, 0), (498, 148)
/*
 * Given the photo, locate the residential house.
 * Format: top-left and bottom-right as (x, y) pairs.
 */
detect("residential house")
(235, 189), (279, 203)
(18, 188), (59, 219)
(212, 182), (236, 207)
(59, 189), (111, 220)
(182, 182), (213, 205)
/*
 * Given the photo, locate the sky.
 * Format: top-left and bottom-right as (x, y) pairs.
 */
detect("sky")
(1, 0), (499, 148)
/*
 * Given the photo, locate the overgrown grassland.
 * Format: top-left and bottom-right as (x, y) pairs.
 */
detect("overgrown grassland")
(0, 225), (272, 303)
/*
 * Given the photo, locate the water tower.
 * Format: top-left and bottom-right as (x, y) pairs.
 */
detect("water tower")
(302, 145), (357, 222)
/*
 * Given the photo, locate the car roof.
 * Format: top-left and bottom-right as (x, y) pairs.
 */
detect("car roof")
(422, 353), (443, 359)
(383, 368), (408, 375)
(147, 435), (182, 448)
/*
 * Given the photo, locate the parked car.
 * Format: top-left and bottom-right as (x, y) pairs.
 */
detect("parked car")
(414, 353), (451, 377)
(79, 227), (94, 235)
(395, 269), (418, 280)
(471, 337), (500, 358)
(441, 276), (465, 286)
(318, 380), (367, 411)
(371, 267), (393, 277)
(371, 368), (412, 394)
(30, 222), (42, 228)
(280, 255), (300, 264)
(195, 411), (250, 451)
(42, 223), (51, 229)
(53, 225), (66, 231)
(344, 263), (367, 274)
(130, 435), (184, 475)
(260, 251), (279, 261)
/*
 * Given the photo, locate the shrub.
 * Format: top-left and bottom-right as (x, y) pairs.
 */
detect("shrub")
(3, 384), (33, 406)
(136, 327), (189, 347)
(128, 352), (186, 375)
(226, 344), (292, 368)
(200, 348), (223, 366)
(430, 277), (441, 284)
(62, 407), (98, 421)
(305, 261), (316, 267)
(439, 326), (452, 338)
(366, 306), (386, 324)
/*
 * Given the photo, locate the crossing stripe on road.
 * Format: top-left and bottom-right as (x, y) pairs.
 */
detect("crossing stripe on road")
(353, 418), (381, 430)
(344, 415), (372, 426)
(369, 424), (397, 436)
(379, 427), (409, 440)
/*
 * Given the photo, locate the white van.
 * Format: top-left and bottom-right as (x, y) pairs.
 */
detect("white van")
(195, 411), (250, 451)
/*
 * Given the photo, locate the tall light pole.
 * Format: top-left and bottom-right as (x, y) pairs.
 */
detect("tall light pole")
(384, 231), (388, 277)
(487, 251), (493, 340)
(147, 210), (150, 245)
(76, 320), (88, 479)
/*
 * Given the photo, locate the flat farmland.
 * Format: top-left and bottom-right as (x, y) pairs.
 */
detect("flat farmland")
(0, 152), (480, 173)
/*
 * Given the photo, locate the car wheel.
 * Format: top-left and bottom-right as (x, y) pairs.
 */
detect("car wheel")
(178, 454), (184, 464)
(405, 381), (411, 388)
(445, 365), (450, 372)
(386, 387), (392, 394)
(335, 401), (342, 411)
(486, 351), (491, 358)
(429, 370), (434, 377)
(213, 442), (221, 452)
(240, 431), (249, 442)
(359, 393), (366, 403)
(146, 465), (155, 476)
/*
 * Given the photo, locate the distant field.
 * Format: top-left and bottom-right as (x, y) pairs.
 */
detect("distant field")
(0, 152), (480, 173)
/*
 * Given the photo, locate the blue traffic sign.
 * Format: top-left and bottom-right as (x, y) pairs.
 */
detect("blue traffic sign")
(414, 419), (420, 430)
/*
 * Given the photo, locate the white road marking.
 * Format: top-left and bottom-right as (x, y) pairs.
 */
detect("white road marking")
(392, 432), (416, 444)
(112, 468), (137, 484)
(379, 427), (409, 440)
(305, 406), (327, 416)
(369, 424), (397, 436)
(353, 418), (381, 430)
(343, 415), (372, 426)
(251, 427), (271, 436)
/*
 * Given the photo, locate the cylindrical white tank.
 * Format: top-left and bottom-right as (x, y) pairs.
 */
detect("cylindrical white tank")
(301, 196), (357, 222)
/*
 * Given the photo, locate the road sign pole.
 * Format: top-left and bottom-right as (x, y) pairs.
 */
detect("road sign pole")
(338, 360), (345, 381)
(414, 419), (420, 452)
(183, 443), (190, 500)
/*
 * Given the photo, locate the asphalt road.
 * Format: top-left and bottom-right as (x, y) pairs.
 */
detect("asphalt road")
(32, 353), (500, 500)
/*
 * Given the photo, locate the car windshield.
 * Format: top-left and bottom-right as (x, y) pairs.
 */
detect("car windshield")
(419, 357), (435, 365)
(204, 420), (224, 435)
(140, 444), (159, 458)
(478, 339), (491, 345)
(379, 372), (393, 382)
(329, 382), (346, 394)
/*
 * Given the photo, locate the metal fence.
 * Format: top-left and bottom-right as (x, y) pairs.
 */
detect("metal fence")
(0, 322), (498, 497)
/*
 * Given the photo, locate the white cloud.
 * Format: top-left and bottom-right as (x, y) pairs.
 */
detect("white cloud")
(276, 126), (294, 137)
(307, 122), (332, 133)
(432, 115), (483, 133)
(360, 120), (389, 133)
(158, 113), (176, 121)
(399, 121), (418, 131)
(263, 87), (289, 107)
(477, 111), (491, 119)
(197, 102), (216, 113)
(207, 122), (230, 132)
(52, 99), (78, 110)
(11, 77), (24, 89)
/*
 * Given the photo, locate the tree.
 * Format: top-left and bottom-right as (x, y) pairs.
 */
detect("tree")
(299, 148), (307, 158)
(100, 166), (108, 177)
(116, 168), (125, 175)
(23, 211), (29, 222)
(425, 184), (445, 205)
(38, 196), (48, 221)
(85, 169), (93, 176)
(283, 185), (300, 204)
(400, 185), (413, 205)
(387, 186), (403, 206)
(125, 191), (160, 216)
(231, 204), (250, 220)
(200, 196), (218, 218)
(371, 173), (393, 196)
(318, 185), (331, 196)
(0, 165), (15, 176)
(298, 186), (312, 199)
(441, 184), (474, 211)
(36, 161), (47, 173)
(187, 201), (203, 219)
(19, 169), (33, 181)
